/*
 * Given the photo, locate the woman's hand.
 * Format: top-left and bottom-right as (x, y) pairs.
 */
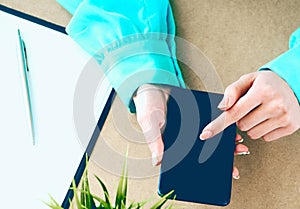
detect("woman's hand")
(200, 71), (300, 141)
(133, 84), (169, 166)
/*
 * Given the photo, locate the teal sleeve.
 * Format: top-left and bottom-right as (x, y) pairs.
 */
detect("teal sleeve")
(59, 0), (185, 112)
(260, 27), (300, 103)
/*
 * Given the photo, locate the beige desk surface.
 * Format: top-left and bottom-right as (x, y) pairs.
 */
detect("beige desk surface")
(2, 0), (300, 208)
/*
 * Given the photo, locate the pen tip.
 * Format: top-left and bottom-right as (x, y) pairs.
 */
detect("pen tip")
(32, 135), (36, 146)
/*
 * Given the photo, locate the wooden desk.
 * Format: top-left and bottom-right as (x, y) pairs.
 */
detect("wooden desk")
(2, 0), (299, 208)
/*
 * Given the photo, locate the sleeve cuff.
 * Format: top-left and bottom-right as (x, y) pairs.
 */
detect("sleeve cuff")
(259, 45), (300, 103)
(289, 27), (300, 49)
(97, 37), (186, 113)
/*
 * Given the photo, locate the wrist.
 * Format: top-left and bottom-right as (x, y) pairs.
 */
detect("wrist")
(135, 84), (170, 101)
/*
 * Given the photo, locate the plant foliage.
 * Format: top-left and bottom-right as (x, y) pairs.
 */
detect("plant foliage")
(45, 156), (174, 209)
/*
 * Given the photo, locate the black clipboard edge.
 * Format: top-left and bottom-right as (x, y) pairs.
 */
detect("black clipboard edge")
(0, 4), (66, 34)
(0, 4), (115, 208)
(62, 90), (115, 208)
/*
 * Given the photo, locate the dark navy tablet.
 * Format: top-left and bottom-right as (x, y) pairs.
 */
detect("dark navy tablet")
(158, 86), (236, 206)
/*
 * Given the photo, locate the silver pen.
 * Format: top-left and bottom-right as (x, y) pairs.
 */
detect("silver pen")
(18, 29), (36, 145)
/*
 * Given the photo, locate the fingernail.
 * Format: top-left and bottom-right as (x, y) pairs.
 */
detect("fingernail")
(237, 138), (244, 143)
(218, 96), (230, 110)
(217, 97), (227, 109)
(236, 151), (250, 155)
(200, 130), (213, 140)
(233, 175), (240, 180)
(152, 152), (159, 166)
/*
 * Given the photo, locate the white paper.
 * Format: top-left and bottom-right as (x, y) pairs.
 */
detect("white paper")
(0, 10), (112, 209)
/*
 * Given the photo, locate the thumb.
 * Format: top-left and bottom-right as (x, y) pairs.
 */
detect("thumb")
(137, 109), (165, 166)
(218, 73), (257, 110)
(147, 134), (164, 166)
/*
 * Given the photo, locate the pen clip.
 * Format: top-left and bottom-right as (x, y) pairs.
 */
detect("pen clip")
(22, 40), (30, 72)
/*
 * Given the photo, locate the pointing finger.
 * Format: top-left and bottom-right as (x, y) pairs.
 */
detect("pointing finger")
(200, 86), (261, 140)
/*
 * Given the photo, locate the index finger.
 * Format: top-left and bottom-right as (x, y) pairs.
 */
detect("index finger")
(200, 88), (261, 140)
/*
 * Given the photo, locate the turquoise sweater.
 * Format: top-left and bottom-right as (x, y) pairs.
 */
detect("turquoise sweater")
(57, 0), (300, 109)
(57, 0), (185, 112)
(260, 28), (300, 103)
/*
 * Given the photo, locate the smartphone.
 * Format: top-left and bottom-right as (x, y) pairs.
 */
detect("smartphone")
(158, 86), (236, 206)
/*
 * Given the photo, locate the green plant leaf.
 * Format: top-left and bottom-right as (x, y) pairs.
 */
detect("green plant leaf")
(94, 175), (110, 202)
(104, 191), (113, 208)
(128, 200), (148, 209)
(83, 170), (90, 208)
(78, 154), (98, 209)
(149, 190), (174, 209)
(68, 199), (74, 209)
(81, 156), (88, 208)
(81, 176), (86, 207)
(115, 150), (128, 208)
(127, 202), (135, 209)
(88, 192), (111, 208)
(71, 179), (83, 209)
(44, 195), (63, 209)
(164, 204), (174, 209)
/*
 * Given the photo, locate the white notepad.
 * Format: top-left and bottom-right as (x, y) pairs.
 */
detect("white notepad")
(0, 9), (112, 209)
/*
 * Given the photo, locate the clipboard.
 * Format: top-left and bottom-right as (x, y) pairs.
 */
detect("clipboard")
(0, 4), (114, 209)
(158, 86), (236, 206)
